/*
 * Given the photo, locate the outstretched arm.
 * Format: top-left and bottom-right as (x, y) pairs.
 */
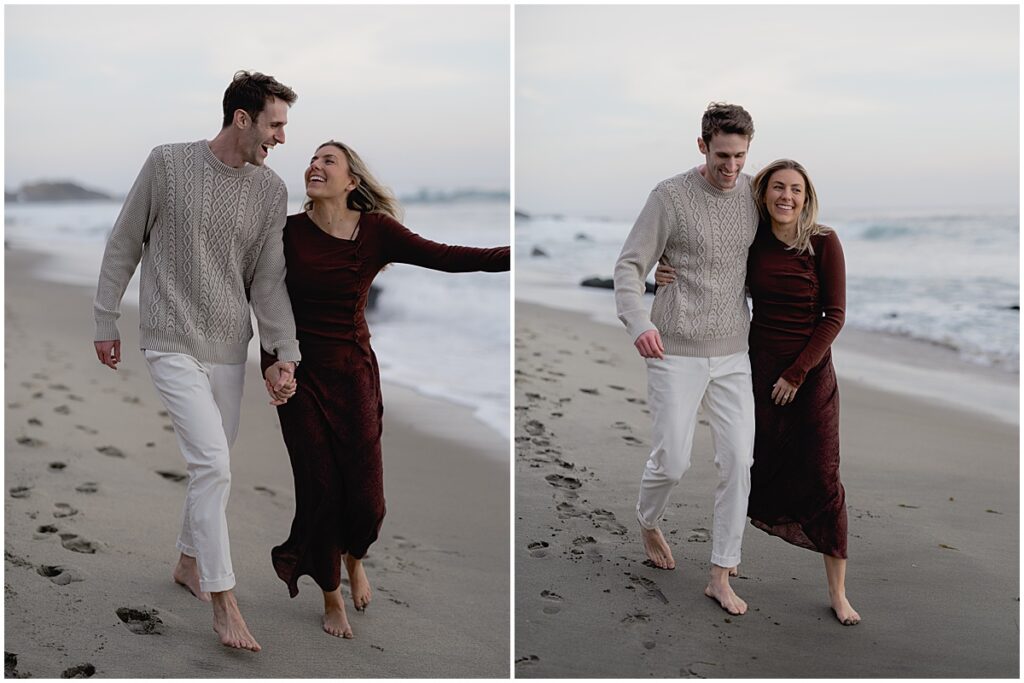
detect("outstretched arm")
(382, 217), (509, 272)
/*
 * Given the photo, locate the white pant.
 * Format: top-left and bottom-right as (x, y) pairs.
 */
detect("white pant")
(637, 351), (755, 568)
(144, 350), (245, 593)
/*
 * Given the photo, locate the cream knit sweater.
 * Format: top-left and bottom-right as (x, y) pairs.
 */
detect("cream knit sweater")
(94, 140), (300, 364)
(614, 167), (758, 357)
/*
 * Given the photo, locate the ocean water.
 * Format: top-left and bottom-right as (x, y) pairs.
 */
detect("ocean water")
(5, 199), (511, 441)
(515, 207), (1019, 373)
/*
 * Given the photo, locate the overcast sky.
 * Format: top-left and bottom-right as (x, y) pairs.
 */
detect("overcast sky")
(5, 4), (509, 198)
(517, 4), (1019, 219)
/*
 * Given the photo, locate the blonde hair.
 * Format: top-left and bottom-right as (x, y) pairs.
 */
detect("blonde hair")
(752, 159), (830, 255)
(303, 140), (403, 221)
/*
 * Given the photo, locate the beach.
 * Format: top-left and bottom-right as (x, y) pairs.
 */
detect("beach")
(514, 301), (1018, 678)
(4, 248), (509, 678)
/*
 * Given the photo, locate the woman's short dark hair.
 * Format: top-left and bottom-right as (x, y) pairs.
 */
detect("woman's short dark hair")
(221, 70), (297, 128)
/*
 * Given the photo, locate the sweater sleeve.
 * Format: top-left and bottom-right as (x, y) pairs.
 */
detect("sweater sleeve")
(614, 190), (672, 341)
(93, 148), (162, 342)
(381, 216), (510, 271)
(249, 185), (301, 363)
(781, 231), (846, 387)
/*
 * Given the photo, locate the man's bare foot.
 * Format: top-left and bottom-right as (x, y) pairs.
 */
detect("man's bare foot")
(640, 526), (675, 569)
(705, 566), (747, 615)
(211, 590), (261, 651)
(323, 589), (354, 638)
(172, 553), (211, 602)
(830, 592), (861, 625)
(344, 555), (372, 611)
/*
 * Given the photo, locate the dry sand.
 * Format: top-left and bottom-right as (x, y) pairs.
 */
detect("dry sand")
(514, 301), (1018, 678)
(4, 248), (509, 678)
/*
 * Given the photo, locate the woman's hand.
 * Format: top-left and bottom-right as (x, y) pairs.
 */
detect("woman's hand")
(771, 377), (798, 406)
(264, 363), (298, 406)
(654, 260), (677, 286)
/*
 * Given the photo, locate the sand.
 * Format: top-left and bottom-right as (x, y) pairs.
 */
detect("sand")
(4, 248), (509, 678)
(514, 301), (1018, 678)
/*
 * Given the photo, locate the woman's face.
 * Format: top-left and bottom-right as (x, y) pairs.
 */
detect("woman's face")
(304, 145), (356, 200)
(763, 168), (806, 230)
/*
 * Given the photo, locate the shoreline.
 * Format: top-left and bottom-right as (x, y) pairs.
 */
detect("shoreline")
(4, 247), (509, 678)
(513, 283), (1018, 426)
(514, 300), (1018, 678)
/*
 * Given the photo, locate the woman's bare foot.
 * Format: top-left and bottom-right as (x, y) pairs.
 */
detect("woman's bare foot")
(640, 526), (675, 569)
(344, 554), (372, 611)
(172, 553), (210, 602)
(830, 592), (861, 625)
(705, 565), (747, 615)
(211, 590), (260, 651)
(322, 588), (354, 638)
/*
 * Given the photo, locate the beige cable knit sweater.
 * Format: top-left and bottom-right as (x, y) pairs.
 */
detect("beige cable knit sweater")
(614, 166), (758, 357)
(94, 140), (300, 364)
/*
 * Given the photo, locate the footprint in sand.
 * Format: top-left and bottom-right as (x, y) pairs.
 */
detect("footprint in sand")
(626, 397), (646, 405)
(621, 435), (643, 446)
(156, 471), (186, 483)
(254, 486), (276, 496)
(688, 528), (711, 543)
(9, 486), (31, 499)
(620, 612), (651, 624)
(31, 392), (44, 400)
(627, 573), (669, 604)
(54, 405), (71, 415)
(555, 502), (585, 519)
(60, 663), (95, 678)
(96, 446), (125, 458)
(36, 524), (58, 535)
(612, 421), (631, 430)
(8, 402), (23, 409)
(53, 503), (78, 518)
(75, 483), (99, 494)
(75, 425), (99, 435)
(545, 474), (581, 490)
(15, 436), (44, 448)
(37, 564), (84, 586)
(162, 425), (175, 432)
(115, 607), (164, 635)
(540, 590), (564, 602)
(572, 536), (597, 546)
(48, 384), (69, 391)
(48, 462), (66, 472)
(580, 388), (599, 395)
(524, 420), (546, 436)
(59, 534), (97, 554)
(122, 396), (141, 405)
(527, 541), (549, 558)
(5, 652), (24, 679)
(27, 418), (42, 427)
(515, 655), (541, 666)
(590, 509), (628, 535)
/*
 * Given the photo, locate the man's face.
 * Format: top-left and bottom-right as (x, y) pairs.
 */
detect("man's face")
(241, 96), (289, 166)
(697, 133), (749, 191)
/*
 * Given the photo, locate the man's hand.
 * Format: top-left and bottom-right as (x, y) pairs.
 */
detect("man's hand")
(264, 361), (298, 406)
(634, 330), (665, 360)
(94, 340), (121, 370)
(654, 261), (677, 286)
(771, 377), (799, 406)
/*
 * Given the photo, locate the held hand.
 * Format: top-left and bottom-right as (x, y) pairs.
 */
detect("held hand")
(771, 377), (799, 406)
(634, 329), (665, 360)
(94, 340), (121, 370)
(654, 260), (677, 286)
(264, 362), (298, 405)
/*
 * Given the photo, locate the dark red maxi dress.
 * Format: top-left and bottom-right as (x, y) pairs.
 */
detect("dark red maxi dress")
(263, 211), (509, 597)
(745, 226), (848, 558)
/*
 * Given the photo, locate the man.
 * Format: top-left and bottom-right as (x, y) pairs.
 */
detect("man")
(613, 102), (758, 616)
(93, 71), (301, 651)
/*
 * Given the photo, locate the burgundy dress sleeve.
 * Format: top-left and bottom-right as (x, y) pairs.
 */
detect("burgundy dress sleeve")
(378, 216), (510, 272)
(780, 231), (846, 387)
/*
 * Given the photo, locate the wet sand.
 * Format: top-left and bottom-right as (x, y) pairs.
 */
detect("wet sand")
(4, 248), (509, 678)
(514, 301), (1018, 678)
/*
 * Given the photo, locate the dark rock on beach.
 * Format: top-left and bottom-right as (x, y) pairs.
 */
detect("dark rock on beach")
(580, 277), (656, 294)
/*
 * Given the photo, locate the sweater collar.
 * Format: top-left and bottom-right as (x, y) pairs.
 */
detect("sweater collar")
(689, 166), (746, 198)
(198, 140), (262, 178)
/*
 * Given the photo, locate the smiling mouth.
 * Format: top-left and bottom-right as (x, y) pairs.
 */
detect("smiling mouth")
(308, 175), (325, 183)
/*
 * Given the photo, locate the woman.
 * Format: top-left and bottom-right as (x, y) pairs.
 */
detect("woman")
(262, 140), (509, 638)
(655, 159), (858, 625)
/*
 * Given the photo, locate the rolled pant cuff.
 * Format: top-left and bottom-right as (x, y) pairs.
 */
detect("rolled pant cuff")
(200, 573), (236, 593)
(636, 507), (659, 531)
(176, 540), (198, 557)
(710, 552), (741, 568)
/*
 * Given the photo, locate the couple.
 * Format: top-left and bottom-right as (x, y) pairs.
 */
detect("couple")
(93, 71), (510, 651)
(614, 102), (859, 625)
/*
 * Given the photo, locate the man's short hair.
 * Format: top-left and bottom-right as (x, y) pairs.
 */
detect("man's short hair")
(701, 102), (754, 145)
(221, 71), (297, 128)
